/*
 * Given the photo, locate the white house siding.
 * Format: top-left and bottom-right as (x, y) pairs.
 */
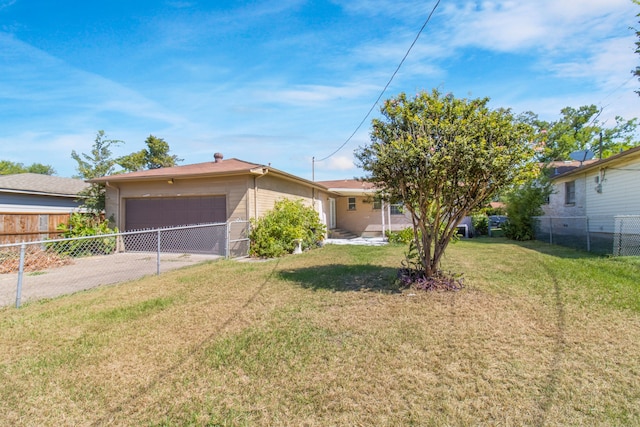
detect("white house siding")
(0, 193), (85, 214)
(539, 151), (640, 251)
(586, 158), (640, 217)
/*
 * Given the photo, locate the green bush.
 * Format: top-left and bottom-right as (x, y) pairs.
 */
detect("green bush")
(385, 227), (415, 244)
(249, 199), (326, 258)
(47, 213), (118, 257)
(471, 214), (489, 236)
(503, 178), (552, 241)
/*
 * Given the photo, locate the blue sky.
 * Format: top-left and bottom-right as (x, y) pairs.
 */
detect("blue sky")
(1, 0), (638, 180)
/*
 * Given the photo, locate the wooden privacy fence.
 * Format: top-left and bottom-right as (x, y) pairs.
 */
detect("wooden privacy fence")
(0, 213), (72, 244)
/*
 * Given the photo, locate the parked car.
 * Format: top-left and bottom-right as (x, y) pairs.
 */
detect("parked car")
(489, 215), (508, 227)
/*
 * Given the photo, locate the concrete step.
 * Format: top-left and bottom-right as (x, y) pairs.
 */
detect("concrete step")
(328, 228), (358, 239)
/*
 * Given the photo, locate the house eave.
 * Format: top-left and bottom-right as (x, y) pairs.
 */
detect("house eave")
(0, 188), (83, 199)
(325, 188), (377, 197)
(550, 145), (640, 181)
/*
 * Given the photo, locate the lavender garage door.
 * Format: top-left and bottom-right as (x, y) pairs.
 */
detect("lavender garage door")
(125, 196), (227, 230)
(124, 196), (228, 254)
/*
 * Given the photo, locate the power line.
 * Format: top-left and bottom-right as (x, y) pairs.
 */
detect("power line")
(591, 74), (636, 127)
(315, 0), (442, 165)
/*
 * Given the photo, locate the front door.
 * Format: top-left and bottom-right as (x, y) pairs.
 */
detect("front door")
(328, 198), (336, 229)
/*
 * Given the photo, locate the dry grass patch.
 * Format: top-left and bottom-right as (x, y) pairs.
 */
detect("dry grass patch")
(0, 240), (639, 426)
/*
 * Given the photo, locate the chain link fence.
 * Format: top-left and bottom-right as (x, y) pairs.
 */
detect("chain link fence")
(0, 221), (250, 308)
(533, 215), (640, 256)
(613, 216), (640, 256)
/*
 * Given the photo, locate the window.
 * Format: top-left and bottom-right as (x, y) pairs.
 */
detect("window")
(565, 181), (575, 205)
(373, 198), (382, 210)
(348, 197), (356, 211)
(390, 203), (404, 215)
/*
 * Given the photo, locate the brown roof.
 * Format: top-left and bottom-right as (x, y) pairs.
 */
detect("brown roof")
(315, 179), (376, 196)
(315, 179), (375, 190)
(545, 159), (598, 177)
(89, 157), (329, 191)
(89, 158), (263, 183)
(0, 173), (88, 197)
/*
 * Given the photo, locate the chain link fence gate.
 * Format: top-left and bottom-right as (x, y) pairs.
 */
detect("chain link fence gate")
(0, 220), (250, 308)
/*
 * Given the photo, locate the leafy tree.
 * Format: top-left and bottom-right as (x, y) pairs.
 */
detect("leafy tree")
(26, 163), (57, 175)
(118, 135), (182, 172)
(0, 160), (56, 175)
(249, 199), (326, 258)
(71, 130), (123, 213)
(355, 90), (536, 279)
(521, 106), (638, 161)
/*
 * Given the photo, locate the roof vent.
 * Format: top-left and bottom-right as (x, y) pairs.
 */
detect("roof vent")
(214, 152), (224, 163)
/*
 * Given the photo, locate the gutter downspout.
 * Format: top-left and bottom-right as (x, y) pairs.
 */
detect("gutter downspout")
(105, 181), (122, 252)
(104, 181), (121, 229)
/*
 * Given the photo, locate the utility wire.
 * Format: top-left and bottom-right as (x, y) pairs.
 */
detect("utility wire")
(315, 0), (442, 163)
(589, 74), (636, 127)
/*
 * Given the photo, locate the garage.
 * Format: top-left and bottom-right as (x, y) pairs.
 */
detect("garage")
(125, 196), (227, 231)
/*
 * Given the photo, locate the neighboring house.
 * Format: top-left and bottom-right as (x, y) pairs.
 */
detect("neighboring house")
(316, 179), (412, 237)
(0, 173), (88, 243)
(542, 148), (640, 218)
(540, 147), (640, 247)
(89, 153), (333, 234)
(541, 159), (598, 217)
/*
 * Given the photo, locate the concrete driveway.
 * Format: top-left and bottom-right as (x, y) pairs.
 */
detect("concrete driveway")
(0, 252), (221, 307)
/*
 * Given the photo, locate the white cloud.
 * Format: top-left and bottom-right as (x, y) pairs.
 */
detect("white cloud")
(0, 0), (16, 11)
(548, 35), (637, 86)
(253, 83), (378, 106)
(322, 155), (355, 170)
(440, 0), (635, 53)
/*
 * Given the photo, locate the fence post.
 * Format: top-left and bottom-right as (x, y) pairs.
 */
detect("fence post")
(548, 217), (553, 244)
(616, 218), (623, 256)
(16, 243), (25, 308)
(156, 229), (161, 275)
(225, 221), (230, 258)
(586, 216), (591, 252)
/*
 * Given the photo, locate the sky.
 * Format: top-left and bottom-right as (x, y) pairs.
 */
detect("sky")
(1, 0), (639, 181)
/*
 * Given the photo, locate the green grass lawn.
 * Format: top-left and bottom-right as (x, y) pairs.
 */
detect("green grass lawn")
(1, 238), (639, 426)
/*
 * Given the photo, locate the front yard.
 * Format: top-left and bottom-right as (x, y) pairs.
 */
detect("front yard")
(1, 238), (639, 426)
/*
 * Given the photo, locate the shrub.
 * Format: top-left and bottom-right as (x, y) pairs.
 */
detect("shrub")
(47, 213), (118, 257)
(385, 227), (415, 244)
(503, 178), (552, 241)
(249, 199), (326, 258)
(471, 214), (489, 236)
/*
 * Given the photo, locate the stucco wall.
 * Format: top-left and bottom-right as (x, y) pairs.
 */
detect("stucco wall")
(105, 173), (332, 233)
(335, 196), (411, 237)
(251, 174), (314, 218)
(105, 175), (250, 230)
